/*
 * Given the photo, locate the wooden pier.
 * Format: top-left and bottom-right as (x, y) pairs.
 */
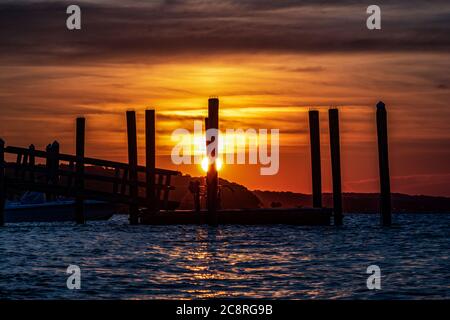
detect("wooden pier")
(0, 110), (180, 226)
(0, 100), (392, 227)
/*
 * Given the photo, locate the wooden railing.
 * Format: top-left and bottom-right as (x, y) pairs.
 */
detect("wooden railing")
(0, 110), (181, 225)
(2, 144), (179, 208)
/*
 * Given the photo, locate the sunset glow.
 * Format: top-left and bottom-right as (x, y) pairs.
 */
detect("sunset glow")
(0, 1), (449, 196)
(201, 157), (223, 173)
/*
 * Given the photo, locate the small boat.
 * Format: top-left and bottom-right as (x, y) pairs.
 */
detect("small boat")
(4, 192), (115, 223)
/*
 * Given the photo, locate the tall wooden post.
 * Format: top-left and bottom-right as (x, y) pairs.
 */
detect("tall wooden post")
(329, 109), (343, 225)
(206, 98), (219, 225)
(376, 101), (392, 226)
(0, 139), (5, 226)
(309, 110), (322, 208)
(145, 110), (156, 213)
(75, 118), (85, 224)
(204, 116), (209, 220)
(127, 111), (139, 225)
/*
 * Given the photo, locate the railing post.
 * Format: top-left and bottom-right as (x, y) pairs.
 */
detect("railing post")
(45, 143), (52, 200)
(309, 110), (322, 208)
(0, 139), (5, 226)
(376, 101), (392, 226)
(45, 141), (59, 201)
(51, 141), (60, 186)
(112, 167), (120, 194)
(329, 109), (343, 225)
(28, 144), (35, 183)
(75, 118), (85, 224)
(126, 111), (139, 225)
(145, 109), (156, 213)
(155, 174), (163, 210)
(189, 180), (201, 214)
(163, 175), (171, 211)
(20, 148), (29, 180)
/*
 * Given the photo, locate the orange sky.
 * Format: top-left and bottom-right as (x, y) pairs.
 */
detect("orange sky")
(1, 53), (449, 196)
(1, 1), (449, 196)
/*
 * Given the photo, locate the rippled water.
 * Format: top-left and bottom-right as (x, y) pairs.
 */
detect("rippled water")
(0, 214), (448, 299)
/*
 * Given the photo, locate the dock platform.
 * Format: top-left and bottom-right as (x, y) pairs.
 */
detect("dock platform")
(139, 208), (332, 225)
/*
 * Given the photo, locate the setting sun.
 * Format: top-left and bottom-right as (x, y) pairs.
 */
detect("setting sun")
(201, 157), (223, 172)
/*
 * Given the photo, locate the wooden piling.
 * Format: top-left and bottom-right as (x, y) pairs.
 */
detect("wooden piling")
(126, 111), (139, 225)
(75, 117), (85, 224)
(145, 110), (156, 214)
(328, 109), (343, 225)
(308, 110), (322, 208)
(0, 139), (5, 226)
(206, 98), (219, 226)
(376, 101), (392, 226)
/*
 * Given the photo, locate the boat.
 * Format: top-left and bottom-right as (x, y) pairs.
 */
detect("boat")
(4, 192), (115, 223)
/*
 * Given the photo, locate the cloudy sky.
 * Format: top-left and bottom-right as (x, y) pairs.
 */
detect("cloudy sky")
(1, 0), (449, 195)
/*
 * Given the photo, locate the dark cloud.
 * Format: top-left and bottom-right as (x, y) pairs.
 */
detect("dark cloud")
(0, 0), (449, 65)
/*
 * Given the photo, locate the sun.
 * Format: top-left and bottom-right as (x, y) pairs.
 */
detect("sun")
(201, 157), (223, 172)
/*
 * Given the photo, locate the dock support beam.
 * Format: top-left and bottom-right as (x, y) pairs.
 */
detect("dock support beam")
(145, 110), (156, 213)
(376, 101), (392, 226)
(206, 98), (219, 226)
(0, 139), (5, 226)
(127, 111), (139, 225)
(329, 109), (343, 225)
(75, 118), (85, 224)
(309, 110), (322, 208)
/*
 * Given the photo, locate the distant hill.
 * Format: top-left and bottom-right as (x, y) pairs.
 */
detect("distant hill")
(174, 175), (262, 210)
(6, 164), (449, 213)
(176, 177), (450, 213)
(253, 190), (450, 213)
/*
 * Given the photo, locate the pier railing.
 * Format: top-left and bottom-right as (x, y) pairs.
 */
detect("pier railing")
(3, 144), (179, 208)
(0, 109), (181, 226)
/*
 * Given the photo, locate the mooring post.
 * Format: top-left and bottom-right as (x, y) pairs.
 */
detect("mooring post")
(75, 117), (85, 224)
(329, 109), (343, 225)
(206, 98), (219, 226)
(0, 139), (5, 226)
(309, 110), (322, 208)
(376, 101), (392, 226)
(145, 110), (156, 214)
(126, 111), (139, 225)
